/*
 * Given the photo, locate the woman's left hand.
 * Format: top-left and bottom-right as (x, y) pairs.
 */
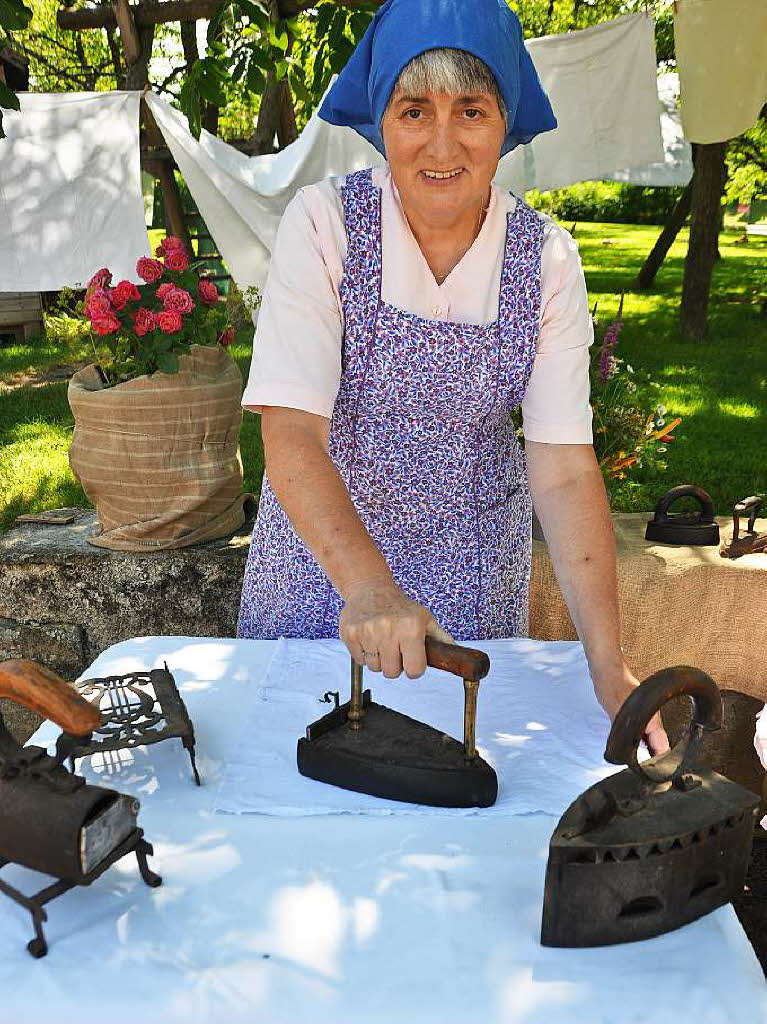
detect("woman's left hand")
(593, 662), (670, 757)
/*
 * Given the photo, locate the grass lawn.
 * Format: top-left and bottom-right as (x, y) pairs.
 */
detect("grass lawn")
(0, 222), (764, 533)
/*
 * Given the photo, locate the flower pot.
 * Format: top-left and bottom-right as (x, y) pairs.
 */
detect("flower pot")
(68, 345), (253, 551)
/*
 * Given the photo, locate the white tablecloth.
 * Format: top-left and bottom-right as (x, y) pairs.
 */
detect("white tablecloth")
(2, 636), (764, 1024)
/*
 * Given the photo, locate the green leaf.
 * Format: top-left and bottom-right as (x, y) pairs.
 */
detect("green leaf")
(249, 45), (273, 72)
(314, 3), (336, 41)
(0, 0), (32, 32)
(246, 64), (266, 94)
(288, 69), (310, 105)
(349, 11), (371, 41)
(275, 59), (288, 81)
(328, 8), (346, 48)
(0, 79), (20, 112)
(231, 53), (248, 84)
(157, 351), (180, 375)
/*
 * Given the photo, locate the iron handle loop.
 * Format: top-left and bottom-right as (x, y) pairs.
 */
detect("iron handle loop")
(604, 665), (722, 784)
(650, 485), (715, 526)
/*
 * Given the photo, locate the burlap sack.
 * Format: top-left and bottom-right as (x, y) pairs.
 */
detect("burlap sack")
(530, 512), (767, 701)
(68, 345), (253, 551)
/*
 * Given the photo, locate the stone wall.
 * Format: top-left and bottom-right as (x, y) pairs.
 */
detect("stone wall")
(0, 510), (253, 739)
(0, 510), (252, 676)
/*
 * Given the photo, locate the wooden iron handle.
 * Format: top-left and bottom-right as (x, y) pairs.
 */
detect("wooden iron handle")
(424, 637), (490, 682)
(0, 660), (100, 737)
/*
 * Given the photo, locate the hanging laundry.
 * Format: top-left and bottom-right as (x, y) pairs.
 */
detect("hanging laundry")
(498, 13), (664, 193)
(674, 0), (767, 145)
(0, 92), (148, 292)
(147, 13), (668, 290)
(604, 72), (692, 187)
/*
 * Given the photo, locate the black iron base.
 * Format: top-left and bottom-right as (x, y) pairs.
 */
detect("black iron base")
(298, 699), (498, 808)
(0, 828), (161, 958)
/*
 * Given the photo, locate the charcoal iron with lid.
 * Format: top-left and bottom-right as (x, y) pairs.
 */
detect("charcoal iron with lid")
(297, 637), (497, 807)
(541, 665), (759, 947)
(0, 660), (162, 958)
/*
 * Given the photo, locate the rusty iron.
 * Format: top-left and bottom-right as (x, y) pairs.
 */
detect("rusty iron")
(645, 485), (720, 545)
(0, 660), (162, 958)
(541, 666), (760, 947)
(68, 664), (201, 785)
(720, 495), (767, 559)
(297, 638), (497, 808)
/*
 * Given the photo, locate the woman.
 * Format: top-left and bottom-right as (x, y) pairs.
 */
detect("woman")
(239, 0), (668, 754)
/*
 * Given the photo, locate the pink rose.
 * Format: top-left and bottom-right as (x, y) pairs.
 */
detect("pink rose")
(133, 307), (156, 337)
(164, 249), (189, 273)
(217, 326), (234, 348)
(85, 286), (111, 318)
(156, 309), (183, 334)
(91, 313), (121, 336)
(157, 236), (186, 257)
(88, 268), (112, 290)
(162, 286), (195, 314)
(110, 280), (141, 310)
(136, 257), (164, 283)
(198, 279), (219, 306)
(156, 282), (175, 300)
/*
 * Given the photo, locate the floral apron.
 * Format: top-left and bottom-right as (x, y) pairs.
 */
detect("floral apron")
(238, 168), (544, 641)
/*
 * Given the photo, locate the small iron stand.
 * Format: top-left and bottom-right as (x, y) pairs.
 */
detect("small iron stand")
(0, 828), (161, 958)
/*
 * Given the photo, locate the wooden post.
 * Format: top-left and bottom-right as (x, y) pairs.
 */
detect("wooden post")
(680, 141), (728, 339)
(112, 0), (141, 66)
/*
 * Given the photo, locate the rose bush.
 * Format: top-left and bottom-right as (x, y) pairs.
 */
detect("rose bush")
(77, 236), (239, 382)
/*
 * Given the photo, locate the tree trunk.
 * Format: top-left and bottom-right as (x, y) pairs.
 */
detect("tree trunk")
(680, 142), (727, 339)
(125, 24), (155, 90)
(155, 161), (193, 253)
(636, 180), (693, 289)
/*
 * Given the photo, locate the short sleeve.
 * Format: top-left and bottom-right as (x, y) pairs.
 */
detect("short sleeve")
(521, 224), (594, 444)
(241, 189), (343, 418)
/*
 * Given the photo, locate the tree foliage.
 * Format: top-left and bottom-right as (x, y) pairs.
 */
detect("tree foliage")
(0, 0), (32, 137)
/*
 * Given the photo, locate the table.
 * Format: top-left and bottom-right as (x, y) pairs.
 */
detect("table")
(1, 637), (764, 1024)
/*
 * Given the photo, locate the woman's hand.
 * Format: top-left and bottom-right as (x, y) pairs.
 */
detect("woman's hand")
(593, 662), (670, 757)
(339, 580), (453, 680)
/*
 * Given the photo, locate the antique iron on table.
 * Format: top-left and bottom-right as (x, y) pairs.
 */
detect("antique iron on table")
(297, 637), (497, 807)
(541, 665), (760, 947)
(0, 660), (162, 958)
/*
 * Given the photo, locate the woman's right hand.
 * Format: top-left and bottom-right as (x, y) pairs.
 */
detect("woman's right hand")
(339, 580), (454, 680)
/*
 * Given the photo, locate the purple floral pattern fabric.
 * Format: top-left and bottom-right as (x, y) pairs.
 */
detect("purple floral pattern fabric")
(238, 168), (544, 641)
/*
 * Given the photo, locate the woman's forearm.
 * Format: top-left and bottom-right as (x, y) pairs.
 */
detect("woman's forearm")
(261, 407), (393, 598)
(525, 441), (623, 679)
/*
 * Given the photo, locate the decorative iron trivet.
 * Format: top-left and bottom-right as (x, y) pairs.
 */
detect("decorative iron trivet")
(68, 664), (201, 785)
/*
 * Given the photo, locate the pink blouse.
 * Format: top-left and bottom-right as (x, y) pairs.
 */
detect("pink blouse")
(242, 165), (593, 443)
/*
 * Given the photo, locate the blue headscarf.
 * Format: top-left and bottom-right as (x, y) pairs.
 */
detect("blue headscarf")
(318, 0), (556, 157)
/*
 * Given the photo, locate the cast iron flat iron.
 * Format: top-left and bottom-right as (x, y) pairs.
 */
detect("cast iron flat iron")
(0, 660), (162, 958)
(541, 665), (759, 947)
(645, 485), (720, 545)
(297, 637), (497, 807)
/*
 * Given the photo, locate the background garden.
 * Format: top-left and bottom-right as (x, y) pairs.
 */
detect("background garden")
(0, 0), (765, 532)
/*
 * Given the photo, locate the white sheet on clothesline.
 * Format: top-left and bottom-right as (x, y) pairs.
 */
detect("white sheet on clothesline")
(602, 72), (692, 188)
(0, 91), (149, 292)
(147, 13), (676, 292)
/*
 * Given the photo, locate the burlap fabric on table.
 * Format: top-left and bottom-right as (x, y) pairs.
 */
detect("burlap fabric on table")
(68, 345), (253, 551)
(530, 513), (767, 701)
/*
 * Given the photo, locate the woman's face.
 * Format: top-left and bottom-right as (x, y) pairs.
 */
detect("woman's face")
(381, 89), (506, 225)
